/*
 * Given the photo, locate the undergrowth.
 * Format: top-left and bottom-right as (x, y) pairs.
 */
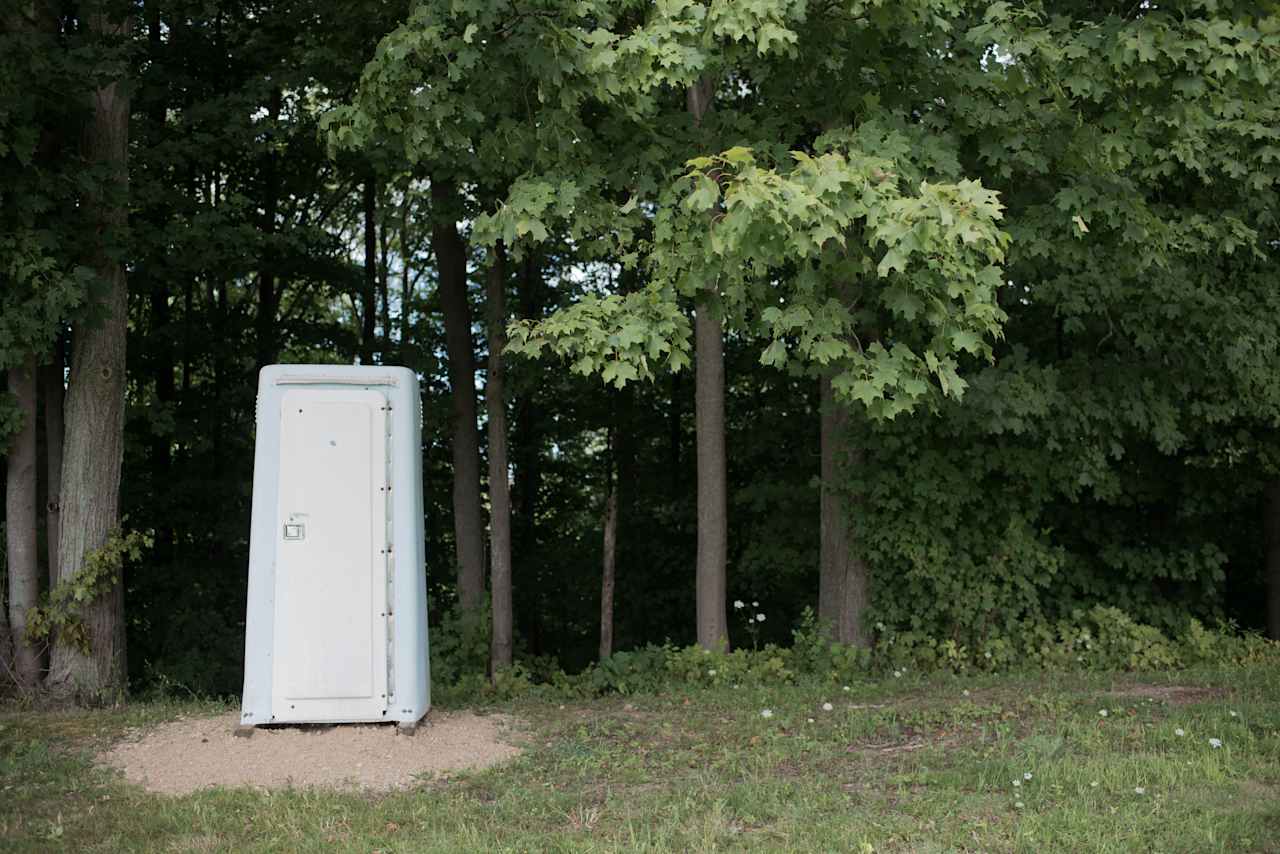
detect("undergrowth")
(433, 605), (1279, 705)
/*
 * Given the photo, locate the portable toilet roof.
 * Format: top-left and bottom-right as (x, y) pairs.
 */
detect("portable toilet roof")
(240, 364), (429, 729)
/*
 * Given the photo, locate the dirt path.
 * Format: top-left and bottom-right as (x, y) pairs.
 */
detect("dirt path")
(98, 711), (522, 795)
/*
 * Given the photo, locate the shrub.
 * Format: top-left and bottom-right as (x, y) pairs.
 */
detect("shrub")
(428, 603), (1278, 704)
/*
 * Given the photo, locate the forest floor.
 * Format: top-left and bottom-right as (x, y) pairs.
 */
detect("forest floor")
(1, 664), (1278, 852)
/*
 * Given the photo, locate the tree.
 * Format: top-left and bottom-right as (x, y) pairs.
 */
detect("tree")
(2, 0), (112, 693)
(686, 75), (729, 650)
(599, 467), (618, 660)
(46, 4), (133, 700)
(818, 371), (869, 647)
(361, 176), (378, 363)
(1267, 479), (1280, 640)
(42, 356), (64, 588)
(486, 242), (514, 669)
(841, 1), (1280, 644)
(431, 178), (487, 612)
(5, 356), (40, 688)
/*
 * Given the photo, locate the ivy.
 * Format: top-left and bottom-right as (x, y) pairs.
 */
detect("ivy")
(26, 526), (153, 655)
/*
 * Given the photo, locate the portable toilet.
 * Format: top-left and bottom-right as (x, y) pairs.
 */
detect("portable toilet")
(239, 364), (429, 731)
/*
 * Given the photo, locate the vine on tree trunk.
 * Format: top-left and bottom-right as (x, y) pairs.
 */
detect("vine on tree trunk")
(26, 524), (152, 654)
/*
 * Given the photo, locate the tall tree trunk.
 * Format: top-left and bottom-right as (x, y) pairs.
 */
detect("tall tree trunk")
(818, 373), (871, 647)
(46, 6), (132, 701)
(486, 243), (513, 670)
(669, 372), (682, 495)
(378, 189), (392, 359)
(42, 357), (64, 590)
(0, 572), (9, 681)
(149, 285), (175, 569)
(431, 178), (485, 611)
(512, 254), (542, 649)
(693, 301), (728, 650)
(688, 76), (728, 650)
(612, 271), (637, 653)
(599, 487), (617, 661)
(6, 357), (41, 690)
(255, 87), (282, 370)
(399, 192), (413, 350)
(361, 176), (378, 364)
(1266, 478), (1280, 640)
(144, 0), (173, 571)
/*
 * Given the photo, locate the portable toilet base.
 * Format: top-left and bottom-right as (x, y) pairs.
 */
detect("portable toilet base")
(239, 365), (429, 728)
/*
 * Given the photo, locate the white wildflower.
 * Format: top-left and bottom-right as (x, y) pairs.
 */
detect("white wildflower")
(1099, 709), (1109, 718)
(963, 689), (971, 697)
(1024, 772), (1033, 781)
(752, 601), (759, 607)
(822, 702), (833, 712)
(1013, 779), (1021, 788)
(1015, 801), (1024, 809)
(807, 717), (815, 723)
(756, 613), (766, 623)
(1134, 787), (1145, 795)
(708, 669), (717, 677)
(760, 709), (773, 719)
(733, 600), (745, 610)
(1174, 728), (1185, 737)
(893, 670), (902, 679)
(1229, 711), (1238, 718)
(1209, 738), (1222, 749)
(1090, 781), (1099, 788)
(842, 685), (850, 692)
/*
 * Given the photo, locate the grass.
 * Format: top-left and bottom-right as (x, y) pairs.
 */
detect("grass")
(2, 665), (1278, 852)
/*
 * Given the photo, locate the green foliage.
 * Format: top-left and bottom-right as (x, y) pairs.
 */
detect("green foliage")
(508, 140), (1010, 418)
(26, 527), (153, 655)
(664, 642), (796, 687)
(0, 7), (122, 440)
(428, 599), (492, 696)
(5, 0), (1272, 698)
(419, 609), (1280, 708)
(583, 645), (671, 696)
(872, 606), (1279, 675)
(506, 288), (693, 386)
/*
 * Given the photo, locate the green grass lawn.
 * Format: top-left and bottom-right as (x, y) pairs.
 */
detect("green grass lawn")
(2, 665), (1278, 852)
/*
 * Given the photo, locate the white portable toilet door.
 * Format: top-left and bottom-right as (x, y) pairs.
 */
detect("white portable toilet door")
(271, 388), (390, 722)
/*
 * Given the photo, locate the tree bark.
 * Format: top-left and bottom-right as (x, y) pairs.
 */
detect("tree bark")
(688, 76), (728, 650)
(144, 0), (174, 572)
(431, 178), (485, 612)
(512, 254), (542, 650)
(255, 87), (282, 370)
(378, 187), (392, 359)
(6, 356), (41, 690)
(599, 487), (617, 661)
(46, 6), (132, 701)
(42, 358), (64, 590)
(399, 192), (413, 350)
(486, 243), (513, 670)
(1266, 478), (1280, 640)
(693, 301), (728, 651)
(0, 571), (9, 682)
(612, 271), (637, 654)
(361, 176), (378, 364)
(818, 373), (871, 647)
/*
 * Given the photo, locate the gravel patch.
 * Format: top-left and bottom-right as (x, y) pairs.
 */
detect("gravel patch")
(98, 711), (522, 795)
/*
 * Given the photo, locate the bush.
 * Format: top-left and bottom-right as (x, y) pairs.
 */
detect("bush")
(425, 603), (1278, 704)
